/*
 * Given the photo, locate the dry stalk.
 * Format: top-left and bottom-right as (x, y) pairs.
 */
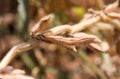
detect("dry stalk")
(77, 50), (107, 79)
(44, 25), (71, 35)
(0, 2), (119, 79)
(0, 40), (39, 69)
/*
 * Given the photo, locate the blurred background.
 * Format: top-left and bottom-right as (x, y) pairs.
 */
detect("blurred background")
(0, 0), (120, 79)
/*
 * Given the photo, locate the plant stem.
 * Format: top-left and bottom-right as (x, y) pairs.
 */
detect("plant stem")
(76, 50), (107, 79)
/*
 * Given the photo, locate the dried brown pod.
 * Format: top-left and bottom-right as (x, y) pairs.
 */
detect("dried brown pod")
(46, 35), (95, 46)
(105, 0), (119, 13)
(104, 0), (120, 19)
(44, 33), (101, 52)
(87, 43), (104, 52)
(30, 15), (52, 38)
(72, 33), (101, 43)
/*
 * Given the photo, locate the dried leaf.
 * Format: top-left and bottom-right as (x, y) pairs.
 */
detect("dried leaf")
(87, 43), (104, 52)
(104, 0), (120, 19)
(87, 41), (109, 52)
(72, 33), (101, 43)
(106, 12), (120, 19)
(46, 35), (95, 46)
(43, 33), (102, 52)
(105, 0), (119, 13)
(30, 15), (52, 38)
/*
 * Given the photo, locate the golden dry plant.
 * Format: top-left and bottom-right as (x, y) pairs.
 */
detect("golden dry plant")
(0, 0), (120, 79)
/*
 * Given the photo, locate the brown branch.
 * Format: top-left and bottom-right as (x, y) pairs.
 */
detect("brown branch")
(0, 40), (39, 69)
